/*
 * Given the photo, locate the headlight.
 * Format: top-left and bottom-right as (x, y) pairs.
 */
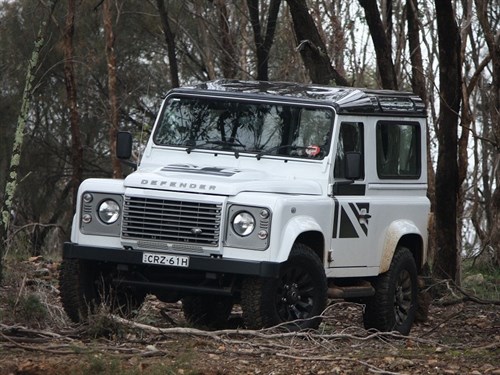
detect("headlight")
(232, 211), (255, 237)
(226, 205), (271, 250)
(98, 199), (120, 224)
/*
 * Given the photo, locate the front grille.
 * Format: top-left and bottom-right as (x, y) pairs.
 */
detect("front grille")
(122, 196), (222, 247)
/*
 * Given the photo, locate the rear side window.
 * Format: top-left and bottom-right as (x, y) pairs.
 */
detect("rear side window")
(376, 121), (420, 179)
(334, 122), (364, 179)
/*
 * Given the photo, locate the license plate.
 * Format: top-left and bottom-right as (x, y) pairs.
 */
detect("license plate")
(142, 252), (189, 267)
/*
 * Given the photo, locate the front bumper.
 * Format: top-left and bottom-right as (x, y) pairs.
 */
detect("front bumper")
(62, 242), (281, 278)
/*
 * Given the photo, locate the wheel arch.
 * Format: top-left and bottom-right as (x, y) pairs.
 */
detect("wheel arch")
(276, 215), (326, 263)
(379, 220), (425, 273)
(295, 230), (325, 264)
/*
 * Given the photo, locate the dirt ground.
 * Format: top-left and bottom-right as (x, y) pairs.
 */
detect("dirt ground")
(0, 259), (499, 375)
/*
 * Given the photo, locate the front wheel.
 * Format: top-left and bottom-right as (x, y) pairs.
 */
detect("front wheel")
(59, 259), (97, 323)
(59, 259), (145, 323)
(241, 243), (327, 330)
(363, 247), (418, 335)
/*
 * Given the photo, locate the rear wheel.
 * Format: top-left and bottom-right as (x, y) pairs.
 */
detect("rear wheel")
(241, 243), (327, 330)
(59, 259), (144, 323)
(182, 295), (234, 329)
(363, 247), (418, 335)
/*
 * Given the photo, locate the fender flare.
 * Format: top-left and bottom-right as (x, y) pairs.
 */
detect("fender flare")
(379, 220), (423, 273)
(275, 215), (324, 263)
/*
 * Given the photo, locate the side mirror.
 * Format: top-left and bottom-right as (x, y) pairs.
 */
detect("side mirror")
(116, 131), (137, 170)
(345, 151), (362, 180)
(116, 131), (133, 159)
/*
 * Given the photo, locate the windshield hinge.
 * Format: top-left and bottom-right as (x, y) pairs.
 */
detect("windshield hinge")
(327, 183), (334, 197)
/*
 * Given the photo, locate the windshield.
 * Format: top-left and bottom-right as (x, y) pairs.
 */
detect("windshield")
(153, 96), (333, 159)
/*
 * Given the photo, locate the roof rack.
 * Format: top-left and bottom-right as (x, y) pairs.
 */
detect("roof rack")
(173, 79), (426, 117)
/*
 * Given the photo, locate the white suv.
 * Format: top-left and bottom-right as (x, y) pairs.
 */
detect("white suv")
(60, 80), (429, 334)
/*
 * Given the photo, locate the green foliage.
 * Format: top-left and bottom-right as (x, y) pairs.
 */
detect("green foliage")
(462, 259), (500, 301)
(15, 293), (48, 322)
(1, 285), (48, 326)
(81, 303), (126, 339)
(0, 258), (65, 328)
(0, 0), (498, 271)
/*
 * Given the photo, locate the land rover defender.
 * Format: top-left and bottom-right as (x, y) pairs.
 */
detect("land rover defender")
(60, 80), (430, 334)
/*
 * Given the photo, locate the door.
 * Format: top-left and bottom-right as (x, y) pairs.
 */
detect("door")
(329, 121), (375, 272)
(328, 119), (426, 277)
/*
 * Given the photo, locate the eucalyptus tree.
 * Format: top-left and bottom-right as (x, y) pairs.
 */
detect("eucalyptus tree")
(246, 0), (281, 81)
(0, 0), (58, 281)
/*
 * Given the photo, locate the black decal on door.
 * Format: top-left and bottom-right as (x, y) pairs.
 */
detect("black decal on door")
(332, 199), (339, 238)
(339, 207), (359, 238)
(333, 202), (370, 239)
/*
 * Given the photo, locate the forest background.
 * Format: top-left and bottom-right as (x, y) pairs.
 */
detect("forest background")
(0, 0), (498, 285)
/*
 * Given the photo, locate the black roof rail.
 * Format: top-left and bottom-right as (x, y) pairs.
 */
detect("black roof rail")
(170, 79), (426, 117)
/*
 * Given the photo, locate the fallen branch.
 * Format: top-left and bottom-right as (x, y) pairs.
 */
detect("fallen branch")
(433, 279), (500, 306)
(419, 309), (465, 337)
(0, 332), (77, 355)
(109, 314), (444, 347)
(0, 324), (68, 339)
(453, 283), (500, 305)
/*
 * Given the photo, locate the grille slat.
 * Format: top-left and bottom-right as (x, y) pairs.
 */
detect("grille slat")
(122, 196), (221, 246)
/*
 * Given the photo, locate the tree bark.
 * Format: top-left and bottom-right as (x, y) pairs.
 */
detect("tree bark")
(285, 0), (348, 86)
(103, 0), (122, 178)
(328, 0), (347, 79)
(214, 0), (237, 79)
(0, 0), (57, 283)
(474, 0), (500, 266)
(63, 0), (83, 209)
(381, 0), (393, 58)
(406, 0), (436, 265)
(358, 0), (398, 90)
(247, 0), (281, 81)
(156, 0), (180, 88)
(432, 0), (462, 282)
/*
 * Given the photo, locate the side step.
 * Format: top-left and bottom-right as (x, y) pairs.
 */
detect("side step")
(327, 281), (375, 299)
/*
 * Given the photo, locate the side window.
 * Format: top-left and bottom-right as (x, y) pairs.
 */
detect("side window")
(334, 122), (364, 179)
(376, 121), (420, 179)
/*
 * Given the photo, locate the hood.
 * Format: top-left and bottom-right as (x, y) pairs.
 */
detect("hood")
(124, 164), (322, 196)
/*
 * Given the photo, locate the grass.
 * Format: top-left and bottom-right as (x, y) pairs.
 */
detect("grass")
(461, 259), (500, 301)
(0, 258), (67, 328)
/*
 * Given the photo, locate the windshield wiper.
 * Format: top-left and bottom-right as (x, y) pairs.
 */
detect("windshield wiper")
(255, 144), (312, 160)
(185, 139), (246, 154)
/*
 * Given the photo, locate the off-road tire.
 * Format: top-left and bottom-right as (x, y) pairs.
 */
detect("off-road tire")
(241, 243), (327, 330)
(59, 259), (99, 323)
(182, 295), (233, 329)
(59, 259), (145, 323)
(363, 247), (418, 335)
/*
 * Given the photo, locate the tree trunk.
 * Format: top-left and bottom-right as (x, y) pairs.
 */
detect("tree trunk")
(63, 0), (83, 209)
(156, 0), (180, 88)
(432, 0), (462, 282)
(103, 0), (122, 178)
(0, 0), (57, 283)
(328, 0), (347, 79)
(285, 0), (347, 86)
(358, 0), (398, 90)
(381, 0), (393, 58)
(406, 0), (436, 265)
(247, 0), (281, 81)
(214, 0), (237, 79)
(475, 0), (500, 266)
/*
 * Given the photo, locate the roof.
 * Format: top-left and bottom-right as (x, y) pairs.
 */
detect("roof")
(170, 79), (427, 117)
